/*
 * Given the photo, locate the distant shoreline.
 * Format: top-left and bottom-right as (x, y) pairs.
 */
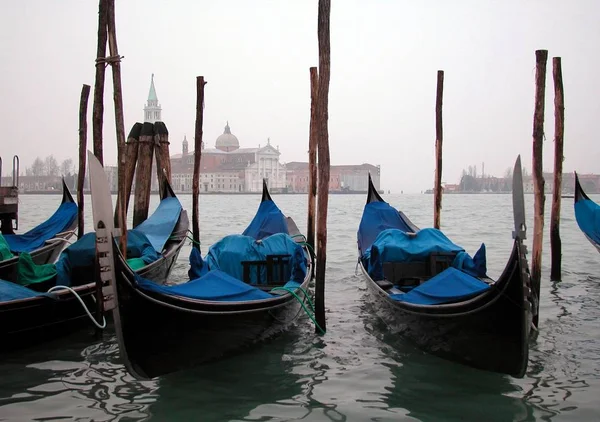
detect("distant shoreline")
(18, 190), (374, 195)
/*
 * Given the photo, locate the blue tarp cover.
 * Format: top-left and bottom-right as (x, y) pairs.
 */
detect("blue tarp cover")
(134, 197), (182, 253)
(203, 233), (307, 285)
(0, 279), (48, 302)
(136, 270), (273, 301)
(364, 228), (487, 280)
(4, 201), (77, 253)
(188, 246), (208, 280)
(575, 198), (600, 245)
(55, 230), (159, 287)
(358, 201), (415, 254)
(242, 200), (288, 240)
(389, 267), (490, 305)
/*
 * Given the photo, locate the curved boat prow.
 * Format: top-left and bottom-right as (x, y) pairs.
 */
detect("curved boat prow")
(574, 172), (589, 203)
(61, 178), (75, 205)
(366, 173), (384, 204)
(261, 178), (273, 202)
(161, 178), (177, 200)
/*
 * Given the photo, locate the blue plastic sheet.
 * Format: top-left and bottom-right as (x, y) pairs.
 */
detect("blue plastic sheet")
(0, 279), (47, 301)
(575, 198), (600, 245)
(357, 201), (416, 254)
(390, 267), (490, 305)
(135, 197), (182, 253)
(242, 200), (288, 240)
(136, 270), (273, 302)
(204, 233), (306, 285)
(365, 228), (466, 280)
(55, 230), (159, 287)
(4, 202), (77, 253)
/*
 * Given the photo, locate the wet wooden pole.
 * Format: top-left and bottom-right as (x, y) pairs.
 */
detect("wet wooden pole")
(433, 70), (444, 229)
(133, 123), (155, 228)
(550, 57), (564, 281)
(77, 84), (91, 239)
(154, 121), (172, 197)
(532, 49), (548, 324)
(307, 66), (319, 261)
(315, 0), (331, 334)
(92, 0), (108, 165)
(192, 76), (207, 249)
(123, 123), (142, 214)
(106, 0), (127, 254)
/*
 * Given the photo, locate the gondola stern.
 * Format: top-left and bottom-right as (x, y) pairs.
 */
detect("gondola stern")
(61, 178), (76, 204)
(574, 171), (590, 203)
(366, 173), (384, 204)
(261, 178), (273, 202)
(160, 177), (177, 200)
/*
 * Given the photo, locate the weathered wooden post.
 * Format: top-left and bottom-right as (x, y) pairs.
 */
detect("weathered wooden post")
(154, 121), (172, 197)
(77, 84), (91, 239)
(192, 76), (207, 249)
(550, 57), (564, 281)
(123, 123), (142, 214)
(133, 123), (155, 228)
(92, 0), (108, 165)
(105, 0), (127, 254)
(532, 49), (548, 324)
(314, 0), (331, 334)
(307, 66), (319, 259)
(434, 70), (444, 229)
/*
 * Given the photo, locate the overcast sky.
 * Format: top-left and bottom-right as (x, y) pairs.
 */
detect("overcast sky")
(1, 0), (598, 192)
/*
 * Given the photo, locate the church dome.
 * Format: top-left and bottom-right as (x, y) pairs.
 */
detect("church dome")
(215, 122), (240, 152)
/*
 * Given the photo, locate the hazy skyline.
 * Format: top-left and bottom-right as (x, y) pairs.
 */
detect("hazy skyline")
(1, 1), (599, 192)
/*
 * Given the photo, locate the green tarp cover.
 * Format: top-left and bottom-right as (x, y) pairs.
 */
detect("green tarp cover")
(16, 252), (57, 286)
(0, 233), (14, 260)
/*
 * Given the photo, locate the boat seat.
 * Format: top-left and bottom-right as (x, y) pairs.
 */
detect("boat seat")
(374, 279), (394, 290)
(383, 251), (458, 287)
(241, 254), (291, 286)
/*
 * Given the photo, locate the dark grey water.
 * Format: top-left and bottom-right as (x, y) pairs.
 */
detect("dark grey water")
(1, 193), (599, 421)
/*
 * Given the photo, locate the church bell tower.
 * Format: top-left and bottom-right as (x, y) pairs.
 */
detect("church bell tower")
(144, 74), (162, 123)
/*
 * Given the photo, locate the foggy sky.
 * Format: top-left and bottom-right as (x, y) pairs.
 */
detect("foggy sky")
(1, 0), (599, 193)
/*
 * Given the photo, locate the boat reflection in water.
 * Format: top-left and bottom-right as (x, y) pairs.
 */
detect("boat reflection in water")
(143, 329), (305, 421)
(0, 333), (158, 421)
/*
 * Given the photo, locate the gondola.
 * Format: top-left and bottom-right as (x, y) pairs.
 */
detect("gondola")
(356, 156), (536, 377)
(0, 179), (77, 281)
(574, 172), (600, 252)
(88, 153), (313, 380)
(0, 175), (189, 351)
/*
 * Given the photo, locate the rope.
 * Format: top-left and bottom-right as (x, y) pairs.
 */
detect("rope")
(95, 55), (124, 68)
(271, 286), (325, 334)
(46, 286), (107, 329)
(297, 241), (315, 258)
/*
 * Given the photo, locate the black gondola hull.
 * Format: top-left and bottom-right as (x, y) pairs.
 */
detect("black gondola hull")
(114, 274), (306, 380)
(0, 180), (77, 281)
(111, 227), (313, 379)
(361, 241), (531, 377)
(0, 211), (189, 352)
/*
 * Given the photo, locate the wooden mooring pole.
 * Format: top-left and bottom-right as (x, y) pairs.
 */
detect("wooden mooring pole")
(106, 0), (127, 255)
(314, 0), (331, 334)
(92, 0), (108, 165)
(307, 66), (319, 262)
(154, 121), (172, 197)
(532, 49), (548, 324)
(192, 76), (207, 249)
(434, 70), (444, 229)
(123, 123), (142, 214)
(133, 123), (155, 228)
(550, 57), (564, 281)
(77, 84), (91, 239)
